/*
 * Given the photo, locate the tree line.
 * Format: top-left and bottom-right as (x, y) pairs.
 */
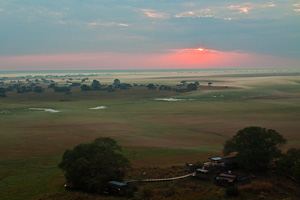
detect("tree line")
(0, 79), (209, 97)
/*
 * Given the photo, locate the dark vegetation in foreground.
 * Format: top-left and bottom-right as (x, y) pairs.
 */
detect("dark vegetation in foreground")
(55, 127), (300, 199)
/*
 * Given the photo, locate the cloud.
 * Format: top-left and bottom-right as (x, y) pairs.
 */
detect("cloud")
(229, 5), (250, 14)
(142, 9), (170, 19)
(293, 3), (300, 7)
(118, 23), (129, 27)
(171, 48), (218, 54)
(88, 21), (129, 27)
(49, 11), (63, 17)
(228, 2), (276, 14)
(263, 2), (276, 8)
(0, 0), (299, 62)
(175, 9), (213, 18)
(294, 3), (300, 12)
(57, 20), (67, 25)
(174, 2), (277, 19)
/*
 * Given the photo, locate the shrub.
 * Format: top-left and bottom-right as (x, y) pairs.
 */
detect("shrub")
(139, 186), (154, 199)
(54, 86), (70, 92)
(239, 181), (273, 194)
(226, 186), (240, 197)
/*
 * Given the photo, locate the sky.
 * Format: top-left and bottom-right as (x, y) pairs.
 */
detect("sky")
(0, 0), (300, 70)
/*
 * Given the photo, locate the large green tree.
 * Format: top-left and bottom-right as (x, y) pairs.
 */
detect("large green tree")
(58, 137), (130, 192)
(223, 126), (286, 170)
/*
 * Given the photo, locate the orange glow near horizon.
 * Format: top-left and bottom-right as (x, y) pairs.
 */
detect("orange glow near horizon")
(1, 48), (299, 70)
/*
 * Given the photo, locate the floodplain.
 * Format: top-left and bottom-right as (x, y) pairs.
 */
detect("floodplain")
(1, 69), (300, 199)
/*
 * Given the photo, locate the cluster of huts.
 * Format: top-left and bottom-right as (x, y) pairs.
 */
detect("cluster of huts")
(104, 156), (254, 196)
(190, 156), (253, 187)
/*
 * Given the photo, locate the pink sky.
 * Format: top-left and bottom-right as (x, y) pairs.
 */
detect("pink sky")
(0, 49), (299, 71)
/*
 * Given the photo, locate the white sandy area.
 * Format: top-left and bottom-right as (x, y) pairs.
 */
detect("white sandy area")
(0, 110), (10, 114)
(89, 106), (107, 110)
(29, 108), (60, 113)
(155, 98), (185, 102)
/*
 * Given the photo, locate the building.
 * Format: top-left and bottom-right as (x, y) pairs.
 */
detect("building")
(106, 181), (128, 196)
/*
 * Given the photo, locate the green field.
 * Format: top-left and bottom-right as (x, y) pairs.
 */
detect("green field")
(1, 69), (300, 199)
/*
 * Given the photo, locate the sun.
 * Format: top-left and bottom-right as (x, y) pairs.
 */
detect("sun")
(197, 48), (204, 52)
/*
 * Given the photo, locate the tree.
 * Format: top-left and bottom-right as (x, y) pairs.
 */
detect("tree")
(48, 83), (56, 88)
(119, 83), (131, 90)
(180, 81), (187, 86)
(0, 87), (6, 97)
(53, 86), (71, 92)
(81, 84), (92, 91)
(17, 86), (30, 93)
(147, 84), (156, 90)
(223, 126), (286, 170)
(71, 82), (81, 87)
(81, 78), (89, 82)
(113, 79), (121, 86)
(276, 148), (300, 180)
(106, 85), (115, 92)
(208, 82), (212, 87)
(58, 137), (130, 193)
(187, 83), (197, 91)
(159, 85), (172, 91)
(33, 86), (44, 93)
(91, 80), (101, 90)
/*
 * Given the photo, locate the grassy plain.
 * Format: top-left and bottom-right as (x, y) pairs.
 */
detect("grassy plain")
(1, 69), (300, 199)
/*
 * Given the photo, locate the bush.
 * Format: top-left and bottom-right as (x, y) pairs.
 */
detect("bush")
(54, 86), (70, 92)
(33, 86), (44, 93)
(276, 148), (300, 180)
(226, 186), (240, 197)
(139, 186), (153, 199)
(239, 181), (273, 194)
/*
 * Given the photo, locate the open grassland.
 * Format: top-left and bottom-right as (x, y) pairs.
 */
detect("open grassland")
(0, 69), (300, 199)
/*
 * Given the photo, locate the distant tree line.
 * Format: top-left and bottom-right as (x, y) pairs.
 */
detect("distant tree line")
(53, 86), (71, 93)
(80, 79), (132, 92)
(146, 81), (199, 93)
(0, 83), (44, 95)
(0, 78), (213, 96)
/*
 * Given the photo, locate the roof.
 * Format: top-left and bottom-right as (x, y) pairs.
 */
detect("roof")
(108, 181), (127, 186)
(216, 177), (235, 182)
(219, 173), (237, 179)
(196, 168), (209, 173)
(209, 157), (223, 161)
(219, 157), (237, 164)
